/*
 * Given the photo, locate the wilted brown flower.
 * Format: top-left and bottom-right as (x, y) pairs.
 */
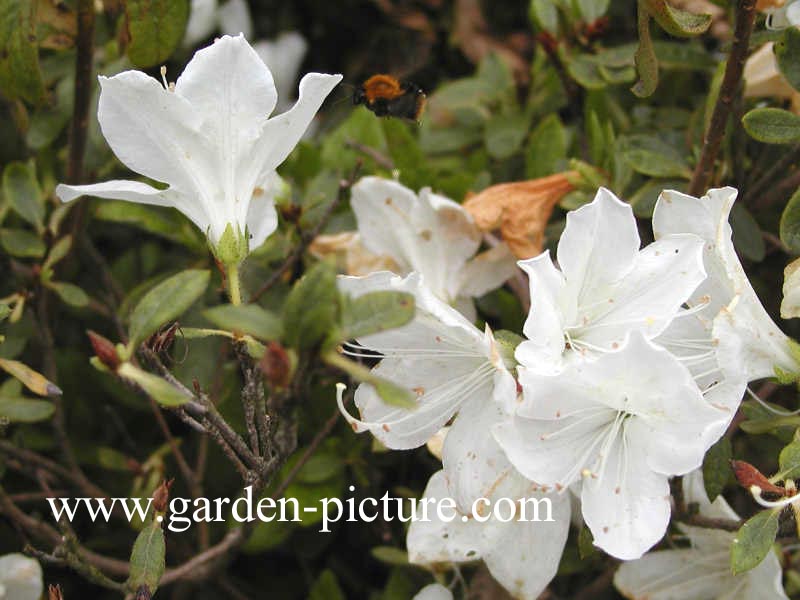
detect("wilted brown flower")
(462, 172), (575, 259)
(309, 232), (400, 276)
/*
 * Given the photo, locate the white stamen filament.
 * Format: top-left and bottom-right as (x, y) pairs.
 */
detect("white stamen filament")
(746, 386), (800, 416)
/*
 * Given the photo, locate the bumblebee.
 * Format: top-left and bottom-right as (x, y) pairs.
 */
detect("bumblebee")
(353, 74), (426, 121)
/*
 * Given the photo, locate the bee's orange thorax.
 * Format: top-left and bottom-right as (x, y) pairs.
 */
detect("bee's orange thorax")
(361, 74), (405, 103)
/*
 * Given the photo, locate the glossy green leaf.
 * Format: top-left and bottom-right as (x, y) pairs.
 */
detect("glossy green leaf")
(567, 55), (607, 90)
(3, 161), (43, 230)
(775, 25), (800, 92)
(646, 0), (711, 37)
(780, 187), (800, 254)
(526, 113), (568, 178)
(127, 518), (166, 595)
(632, 4), (658, 98)
(94, 201), (206, 252)
(309, 570), (346, 600)
(125, 0), (190, 68)
(778, 438), (800, 480)
(371, 546), (409, 566)
(128, 269), (210, 349)
(339, 291), (415, 341)
(0, 228), (45, 258)
(618, 134), (691, 178)
(283, 261), (338, 350)
(743, 108), (800, 144)
(0, 0), (44, 103)
(49, 282), (89, 308)
(730, 203), (765, 263)
(529, 0), (559, 32)
(203, 304), (282, 341)
(484, 109), (531, 160)
(731, 509), (780, 575)
(0, 396), (54, 422)
(118, 363), (192, 407)
(702, 436), (731, 502)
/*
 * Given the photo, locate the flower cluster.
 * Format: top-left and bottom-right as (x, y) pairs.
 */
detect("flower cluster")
(339, 186), (799, 597)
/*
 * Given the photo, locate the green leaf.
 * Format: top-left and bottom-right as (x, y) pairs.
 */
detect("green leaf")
(632, 4), (658, 98)
(48, 282), (89, 308)
(526, 114), (568, 178)
(127, 519), (166, 595)
(0, 396), (54, 422)
(629, 178), (685, 218)
(128, 269), (210, 349)
(0, 0), (44, 103)
(530, 0), (559, 32)
(125, 0), (190, 68)
(309, 570), (346, 600)
(646, 0), (711, 37)
(776, 28), (800, 92)
(202, 304), (283, 341)
(780, 187), (800, 254)
(339, 291), (415, 341)
(731, 509), (780, 575)
(578, 526), (597, 560)
(730, 203), (765, 262)
(282, 261), (338, 350)
(778, 438), (800, 480)
(94, 201), (206, 253)
(327, 355), (416, 409)
(42, 235), (72, 278)
(618, 134), (691, 178)
(567, 55), (607, 90)
(743, 108), (800, 144)
(3, 161), (43, 230)
(575, 0), (609, 22)
(484, 109), (532, 160)
(0, 228), (45, 258)
(118, 363), (192, 407)
(371, 546), (409, 566)
(702, 436), (731, 502)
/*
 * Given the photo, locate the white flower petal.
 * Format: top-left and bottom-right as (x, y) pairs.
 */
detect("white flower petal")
(413, 584), (453, 600)
(516, 251), (567, 370)
(217, 0), (252, 38)
(0, 554), (43, 600)
(456, 241), (516, 299)
(577, 234), (706, 349)
(407, 471), (494, 563)
(255, 72), (343, 174)
(614, 547), (731, 600)
(557, 187), (640, 310)
(581, 434), (671, 560)
(481, 491), (570, 600)
(442, 397), (515, 512)
(244, 171), (281, 250)
(96, 71), (209, 196)
(56, 180), (209, 235)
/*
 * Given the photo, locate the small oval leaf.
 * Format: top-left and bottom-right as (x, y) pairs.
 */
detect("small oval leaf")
(743, 108), (800, 144)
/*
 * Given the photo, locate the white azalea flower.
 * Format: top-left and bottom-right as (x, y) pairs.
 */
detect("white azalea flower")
(744, 43), (800, 113)
(56, 35), (341, 265)
(349, 177), (517, 321)
(494, 332), (728, 560)
(515, 187), (706, 374)
(184, 0), (252, 47)
(765, 0), (800, 29)
(336, 271), (516, 449)
(0, 554), (43, 600)
(653, 188), (798, 383)
(614, 471), (788, 600)
(408, 470), (569, 600)
(413, 583), (453, 600)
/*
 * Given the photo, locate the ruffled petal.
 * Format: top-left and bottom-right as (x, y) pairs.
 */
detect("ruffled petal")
(253, 32), (308, 111)
(457, 243), (517, 299)
(557, 187), (640, 310)
(413, 584), (453, 600)
(581, 433), (671, 560)
(0, 553), (43, 600)
(244, 171), (281, 250)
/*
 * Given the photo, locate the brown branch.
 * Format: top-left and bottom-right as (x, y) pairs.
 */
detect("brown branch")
(688, 0), (757, 196)
(681, 513), (742, 531)
(251, 162), (362, 302)
(66, 0), (95, 183)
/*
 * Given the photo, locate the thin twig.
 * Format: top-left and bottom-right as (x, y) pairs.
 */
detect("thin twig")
(66, 0), (95, 183)
(270, 407), (341, 500)
(251, 162), (363, 302)
(688, 0), (757, 196)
